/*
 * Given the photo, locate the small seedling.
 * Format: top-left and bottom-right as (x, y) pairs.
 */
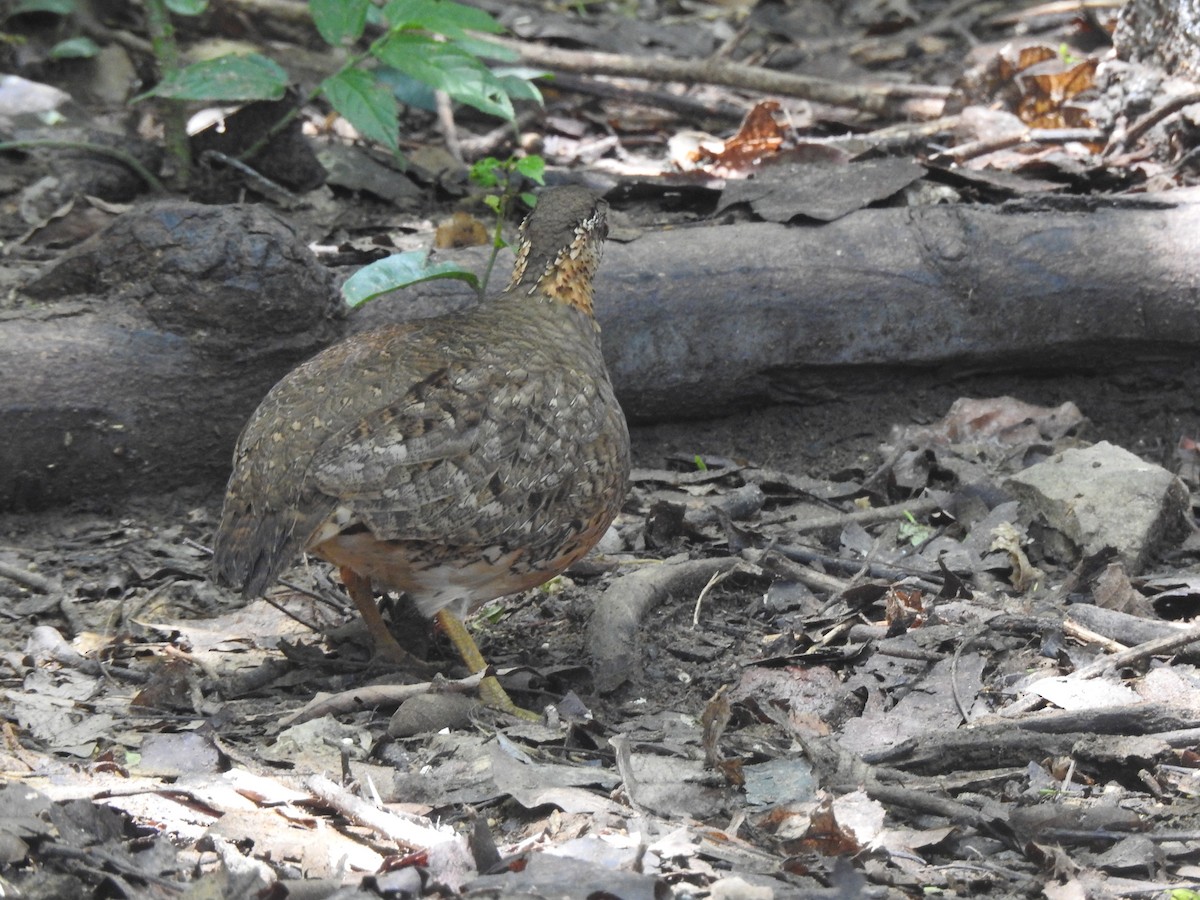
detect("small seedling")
(469, 154), (546, 297)
(897, 510), (935, 547)
(342, 152), (546, 308)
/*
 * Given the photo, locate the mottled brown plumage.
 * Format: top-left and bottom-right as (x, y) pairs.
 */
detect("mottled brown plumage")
(212, 187), (629, 713)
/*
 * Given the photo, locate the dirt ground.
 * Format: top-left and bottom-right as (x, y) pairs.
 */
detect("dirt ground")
(4, 368), (1200, 897)
(5, 0), (1200, 897)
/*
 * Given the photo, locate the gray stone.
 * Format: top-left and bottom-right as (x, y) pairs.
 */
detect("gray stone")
(1004, 441), (1190, 573)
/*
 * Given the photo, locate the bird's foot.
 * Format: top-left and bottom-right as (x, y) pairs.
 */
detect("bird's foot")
(479, 674), (543, 722)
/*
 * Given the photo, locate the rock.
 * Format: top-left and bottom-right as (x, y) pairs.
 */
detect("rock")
(1004, 441), (1189, 573)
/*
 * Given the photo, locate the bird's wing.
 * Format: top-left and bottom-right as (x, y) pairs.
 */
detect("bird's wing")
(308, 361), (608, 547)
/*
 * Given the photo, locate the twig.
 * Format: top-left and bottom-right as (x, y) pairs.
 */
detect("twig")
(609, 732), (652, 816)
(0, 140), (166, 193)
(197, 150), (302, 207)
(26, 625), (149, 683)
(984, 0), (1129, 27)
(1061, 617), (1128, 653)
(457, 108), (542, 158)
(932, 127), (1107, 164)
(691, 566), (734, 628)
(549, 73), (746, 124)
(1000, 624), (1200, 717)
(280, 670), (487, 726)
(435, 90), (464, 163)
(0, 560), (54, 593)
(775, 544), (943, 592)
(1073, 621), (1200, 679)
(785, 496), (942, 534)
(480, 34), (949, 116)
(305, 773), (458, 850)
(1105, 90), (1200, 157)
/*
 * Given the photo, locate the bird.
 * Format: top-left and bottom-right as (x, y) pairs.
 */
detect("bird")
(211, 186), (630, 718)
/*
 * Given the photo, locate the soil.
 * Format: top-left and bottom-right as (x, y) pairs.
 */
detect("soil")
(4, 1), (1200, 898)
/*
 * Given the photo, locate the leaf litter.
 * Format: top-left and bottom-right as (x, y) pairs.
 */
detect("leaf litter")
(5, 0), (1200, 895)
(1, 394), (1200, 896)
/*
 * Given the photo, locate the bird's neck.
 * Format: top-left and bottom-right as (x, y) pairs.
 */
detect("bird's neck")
(509, 240), (603, 318)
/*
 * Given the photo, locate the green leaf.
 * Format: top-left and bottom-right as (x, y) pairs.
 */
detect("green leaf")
(138, 53), (287, 102)
(514, 155), (544, 183)
(469, 156), (502, 187)
(164, 0), (207, 13)
(374, 34), (514, 120)
(375, 68), (438, 112)
(897, 514), (935, 547)
(342, 251), (478, 308)
(9, 0), (74, 15)
(450, 34), (518, 62)
(320, 68), (399, 153)
(493, 67), (545, 104)
(382, 0), (503, 37)
(49, 36), (100, 58)
(310, 0), (369, 45)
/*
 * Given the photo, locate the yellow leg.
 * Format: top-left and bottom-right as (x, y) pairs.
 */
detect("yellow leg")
(434, 608), (541, 721)
(340, 567), (428, 669)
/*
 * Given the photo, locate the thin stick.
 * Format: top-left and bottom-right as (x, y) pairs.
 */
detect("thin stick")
(305, 774), (458, 850)
(480, 34), (949, 115)
(692, 567), (734, 628)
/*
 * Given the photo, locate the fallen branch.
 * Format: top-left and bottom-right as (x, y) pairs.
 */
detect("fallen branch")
(305, 774), (458, 851)
(481, 34), (949, 116)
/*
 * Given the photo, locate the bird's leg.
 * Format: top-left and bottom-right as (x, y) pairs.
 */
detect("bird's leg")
(339, 566), (430, 670)
(434, 608), (542, 722)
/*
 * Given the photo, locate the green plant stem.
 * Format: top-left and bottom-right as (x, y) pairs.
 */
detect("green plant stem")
(141, 0), (191, 187)
(478, 171), (526, 298)
(478, 207), (506, 300)
(0, 140), (166, 193)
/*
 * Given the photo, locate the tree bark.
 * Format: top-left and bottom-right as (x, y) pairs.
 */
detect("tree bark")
(1, 202), (341, 510)
(356, 188), (1200, 419)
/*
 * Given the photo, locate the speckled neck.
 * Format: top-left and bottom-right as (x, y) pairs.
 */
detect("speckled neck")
(505, 187), (608, 316)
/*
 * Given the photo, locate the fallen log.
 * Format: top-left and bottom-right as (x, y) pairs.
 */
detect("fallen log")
(356, 188), (1200, 419)
(4, 188), (1200, 509)
(1, 202), (341, 510)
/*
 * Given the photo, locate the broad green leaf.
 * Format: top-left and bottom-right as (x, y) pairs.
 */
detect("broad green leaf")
(321, 68), (400, 153)
(138, 54), (287, 102)
(310, 0), (369, 45)
(514, 155), (544, 183)
(493, 67), (546, 104)
(374, 68), (437, 112)
(49, 36), (100, 58)
(374, 34), (514, 120)
(165, 0), (207, 13)
(382, 0), (503, 36)
(469, 156), (501, 187)
(9, 0), (75, 15)
(451, 34), (518, 62)
(342, 251), (478, 308)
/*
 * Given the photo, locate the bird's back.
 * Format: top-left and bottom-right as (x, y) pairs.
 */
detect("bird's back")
(212, 187), (629, 608)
